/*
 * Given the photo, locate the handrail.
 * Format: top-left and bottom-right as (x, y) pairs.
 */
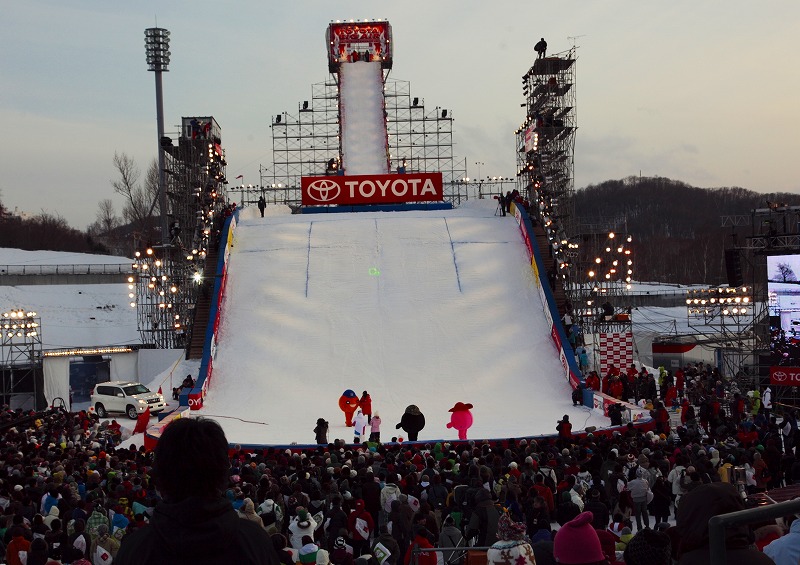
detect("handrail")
(709, 498), (800, 564)
(0, 263), (133, 276)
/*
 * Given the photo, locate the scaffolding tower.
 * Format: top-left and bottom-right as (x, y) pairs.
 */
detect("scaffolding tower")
(516, 49), (577, 235)
(265, 77), (467, 208)
(0, 309), (42, 409)
(131, 116), (229, 349)
(710, 205), (800, 392)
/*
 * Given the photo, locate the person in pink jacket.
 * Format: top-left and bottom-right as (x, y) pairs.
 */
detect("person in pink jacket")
(369, 412), (382, 442)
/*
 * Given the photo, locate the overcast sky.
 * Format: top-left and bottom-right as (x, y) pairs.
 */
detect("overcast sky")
(2, 1), (798, 229)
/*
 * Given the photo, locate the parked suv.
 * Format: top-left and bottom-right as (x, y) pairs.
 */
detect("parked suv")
(90, 381), (167, 419)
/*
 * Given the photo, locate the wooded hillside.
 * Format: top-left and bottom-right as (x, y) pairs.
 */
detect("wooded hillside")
(573, 177), (800, 284)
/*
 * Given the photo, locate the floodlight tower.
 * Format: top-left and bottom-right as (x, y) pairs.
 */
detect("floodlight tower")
(145, 27), (171, 245)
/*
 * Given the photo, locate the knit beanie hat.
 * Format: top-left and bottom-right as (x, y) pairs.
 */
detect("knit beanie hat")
(297, 507), (310, 527)
(553, 511), (605, 564)
(488, 515), (536, 565)
(623, 529), (672, 565)
(496, 513), (527, 541)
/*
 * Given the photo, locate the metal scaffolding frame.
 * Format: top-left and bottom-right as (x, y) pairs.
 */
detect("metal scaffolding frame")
(131, 117), (229, 349)
(713, 205), (800, 392)
(264, 77), (467, 208)
(0, 309), (42, 409)
(516, 49), (577, 235)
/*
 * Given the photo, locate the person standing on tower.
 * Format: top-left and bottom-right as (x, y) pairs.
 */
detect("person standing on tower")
(534, 38), (547, 58)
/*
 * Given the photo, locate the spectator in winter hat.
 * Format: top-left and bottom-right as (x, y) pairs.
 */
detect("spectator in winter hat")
(331, 536), (354, 565)
(487, 513), (537, 565)
(115, 417), (279, 565)
(552, 511), (606, 564)
(290, 507), (318, 549)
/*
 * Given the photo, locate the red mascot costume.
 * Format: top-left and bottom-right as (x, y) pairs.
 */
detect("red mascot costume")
(339, 389), (360, 427)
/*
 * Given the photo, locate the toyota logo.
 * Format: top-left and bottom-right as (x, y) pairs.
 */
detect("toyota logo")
(773, 371), (788, 382)
(306, 179), (341, 202)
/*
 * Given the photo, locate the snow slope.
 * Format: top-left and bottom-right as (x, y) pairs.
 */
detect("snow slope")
(203, 201), (609, 445)
(340, 61), (389, 175)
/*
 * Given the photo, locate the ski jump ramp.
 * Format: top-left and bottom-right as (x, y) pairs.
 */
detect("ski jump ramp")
(199, 203), (609, 446)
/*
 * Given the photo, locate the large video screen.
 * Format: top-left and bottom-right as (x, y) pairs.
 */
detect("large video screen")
(767, 253), (800, 365)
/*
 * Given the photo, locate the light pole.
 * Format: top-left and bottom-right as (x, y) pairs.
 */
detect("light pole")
(144, 27), (171, 245)
(475, 161), (485, 182)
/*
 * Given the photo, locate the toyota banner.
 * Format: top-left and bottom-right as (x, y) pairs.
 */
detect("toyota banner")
(301, 173), (443, 206)
(770, 366), (800, 386)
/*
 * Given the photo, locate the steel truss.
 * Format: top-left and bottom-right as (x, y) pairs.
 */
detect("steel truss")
(131, 117), (228, 349)
(0, 309), (42, 409)
(265, 78), (466, 207)
(516, 49), (577, 234)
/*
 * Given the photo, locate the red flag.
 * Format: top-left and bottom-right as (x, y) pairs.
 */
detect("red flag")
(235, 175), (244, 179)
(133, 406), (151, 435)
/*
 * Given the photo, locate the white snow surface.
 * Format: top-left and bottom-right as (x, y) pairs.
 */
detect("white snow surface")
(340, 61), (389, 175)
(204, 201), (609, 445)
(0, 248), (139, 349)
(0, 248), (132, 266)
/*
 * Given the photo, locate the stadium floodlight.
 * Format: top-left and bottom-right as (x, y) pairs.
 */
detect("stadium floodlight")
(145, 28), (171, 71)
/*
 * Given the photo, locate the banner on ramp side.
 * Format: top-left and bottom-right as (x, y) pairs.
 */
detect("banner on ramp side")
(301, 173), (443, 206)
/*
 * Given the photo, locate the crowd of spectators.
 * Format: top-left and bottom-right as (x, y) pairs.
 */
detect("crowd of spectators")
(0, 361), (798, 564)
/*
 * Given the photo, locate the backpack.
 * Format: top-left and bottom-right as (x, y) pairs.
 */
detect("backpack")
(536, 470), (557, 494)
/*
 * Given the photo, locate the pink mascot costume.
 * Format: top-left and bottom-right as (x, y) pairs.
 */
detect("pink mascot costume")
(339, 389), (360, 427)
(446, 402), (474, 440)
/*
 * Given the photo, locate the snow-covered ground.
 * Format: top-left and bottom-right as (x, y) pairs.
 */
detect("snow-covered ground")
(0, 249), (139, 349)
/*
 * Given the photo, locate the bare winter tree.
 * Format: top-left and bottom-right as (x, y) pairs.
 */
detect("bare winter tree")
(87, 198), (123, 253)
(96, 199), (120, 234)
(774, 262), (798, 283)
(112, 152), (159, 241)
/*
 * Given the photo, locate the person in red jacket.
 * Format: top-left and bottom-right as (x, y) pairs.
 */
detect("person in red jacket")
(6, 527), (31, 565)
(586, 371), (601, 392)
(652, 402), (670, 435)
(664, 384), (678, 408)
(680, 397), (691, 425)
(625, 364), (638, 386)
(609, 376), (624, 400)
(360, 391), (373, 424)
(557, 415), (573, 441)
(347, 499), (375, 557)
(531, 478), (555, 514)
(403, 522), (436, 565)
(675, 368), (685, 396)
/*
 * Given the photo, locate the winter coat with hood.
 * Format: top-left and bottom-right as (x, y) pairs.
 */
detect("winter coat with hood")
(347, 499), (374, 541)
(466, 488), (499, 547)
(676, 482), (774, 565)
(42, 505), (60, 530)
(381, 482), (402, 513)
(115, 495), (280, 565)
(239, 498), (265, 529)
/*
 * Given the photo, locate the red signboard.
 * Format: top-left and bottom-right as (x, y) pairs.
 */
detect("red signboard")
(770, 366), (800, 386)
(301, 173), (443, 206)
(328, 21), (391, 63)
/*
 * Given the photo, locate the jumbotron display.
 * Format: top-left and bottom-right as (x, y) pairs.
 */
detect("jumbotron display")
(767, 253), (800, 367)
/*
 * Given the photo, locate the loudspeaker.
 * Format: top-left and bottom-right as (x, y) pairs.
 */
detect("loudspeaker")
(724, 249), (743, 287)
